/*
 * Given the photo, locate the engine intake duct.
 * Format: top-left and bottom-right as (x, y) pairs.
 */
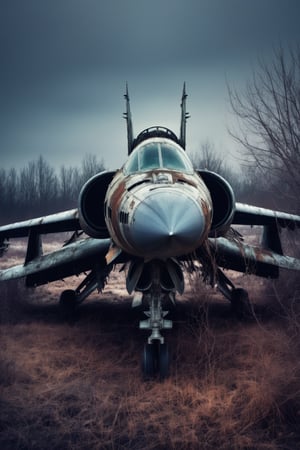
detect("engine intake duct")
(198, 170), (235, 236)
(78, 171), (115, 238)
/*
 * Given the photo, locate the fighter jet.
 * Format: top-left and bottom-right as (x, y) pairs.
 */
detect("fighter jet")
(1, 85), (300, 379)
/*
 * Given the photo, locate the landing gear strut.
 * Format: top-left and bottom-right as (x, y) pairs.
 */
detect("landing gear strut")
(217, 269), (254, 319)
(138, 264), (175, 379)
(139, 294), (173, 343)
(59, 265), (111, 319)
(140, 294), (172, 379)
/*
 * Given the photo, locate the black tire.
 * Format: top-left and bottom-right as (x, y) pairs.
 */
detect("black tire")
(158, 343), (170, 380)
(142, 343), (156, 379)
(59, 289), (77, 320)
(231, 288), (254, 320)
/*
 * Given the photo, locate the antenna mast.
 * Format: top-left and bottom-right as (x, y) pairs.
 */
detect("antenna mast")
(179, 82), (190, 150)
(123, 83), (134, 155)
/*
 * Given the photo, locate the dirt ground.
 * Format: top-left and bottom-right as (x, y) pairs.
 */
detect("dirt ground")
(1, 237), (300, 449)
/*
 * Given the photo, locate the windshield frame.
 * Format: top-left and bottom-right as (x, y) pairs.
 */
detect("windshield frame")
(123, 138), (194, 175)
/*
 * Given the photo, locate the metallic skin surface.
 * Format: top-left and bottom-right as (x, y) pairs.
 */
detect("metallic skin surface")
(124, 189), (207, 257)
(104, 146), (213, 258)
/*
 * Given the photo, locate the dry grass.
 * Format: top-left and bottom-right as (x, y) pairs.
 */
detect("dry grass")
(1, 242), (300, 449)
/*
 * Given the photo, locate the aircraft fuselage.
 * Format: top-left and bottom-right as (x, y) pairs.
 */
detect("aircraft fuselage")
(104, 136), (213, 259)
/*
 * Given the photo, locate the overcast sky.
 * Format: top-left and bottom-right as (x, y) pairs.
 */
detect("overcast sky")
(1, 0), (299, 171)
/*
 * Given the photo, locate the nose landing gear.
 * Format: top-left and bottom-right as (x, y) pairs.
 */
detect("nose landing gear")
(137, 264), (176, 379)
(127, 259), (185, 379)
(140, 293), (172, 380)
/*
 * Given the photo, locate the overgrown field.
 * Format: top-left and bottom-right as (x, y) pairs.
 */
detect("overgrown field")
(1, 240), (300, 449)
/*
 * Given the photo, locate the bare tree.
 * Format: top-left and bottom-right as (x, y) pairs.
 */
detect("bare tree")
(80, 153), (105, 184)
(190, 140), (243, 193)
(0, 154), (107, 221)
(36, 155), (58, 208)
(59, 154), (106, 204)
(190, 140), (224, 173)
(19, 161), (39, 208)
(59, 165), (82, 206)
(6, 168), (19, 211)
(19, 157), (58, 211)
(228, 46), (300, 208)
(0, 168), (7, 201)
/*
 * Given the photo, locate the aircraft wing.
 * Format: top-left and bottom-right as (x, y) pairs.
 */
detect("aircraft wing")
(0, 209), (80, 239)
(0, 237), (111, 284)
(209, 236), (300, 278)
(0, 209), (119, 286)
(233, 203), (300, 229)
(209, 202), (300, 278)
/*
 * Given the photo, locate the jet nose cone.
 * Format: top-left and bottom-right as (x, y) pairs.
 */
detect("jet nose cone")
(128, 190), (208, 257)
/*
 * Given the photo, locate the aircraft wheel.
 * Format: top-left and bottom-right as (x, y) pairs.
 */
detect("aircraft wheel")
(231, 288), (254, 320)
(59, 289), (77, 320)
(142, 343), (156, 379)
(158, 343), (170, 380)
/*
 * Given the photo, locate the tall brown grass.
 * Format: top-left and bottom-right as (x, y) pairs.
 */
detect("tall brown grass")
(1, 252), (300, 448)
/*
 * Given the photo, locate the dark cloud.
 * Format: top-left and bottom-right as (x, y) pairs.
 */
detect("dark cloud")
(1, 0), (298, 84)
(0, 0), (299, 170)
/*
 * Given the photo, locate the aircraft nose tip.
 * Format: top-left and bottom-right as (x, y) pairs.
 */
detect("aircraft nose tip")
(128, 190), (208, 257)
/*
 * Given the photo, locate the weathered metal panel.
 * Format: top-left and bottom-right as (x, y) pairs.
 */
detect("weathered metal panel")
(210, 236), (300, 277)
(0, 209), (80, 239)
(234, 203), (300, 229)
(105, 167), (213, 258)
(0, 238), (111, 282)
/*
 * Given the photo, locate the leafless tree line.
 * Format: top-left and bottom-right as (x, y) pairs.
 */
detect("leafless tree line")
(192, 46), (300, 211)
(228, 45), (300, 211)
(1, 46), (299, 223)
(191, 140), (267, 206)
(0, 154), (105, 224)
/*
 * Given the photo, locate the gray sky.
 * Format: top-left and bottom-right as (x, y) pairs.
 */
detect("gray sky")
(1, 0), (299, 171)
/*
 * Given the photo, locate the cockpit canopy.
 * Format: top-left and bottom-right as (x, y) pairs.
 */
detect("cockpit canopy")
(124, 138), (194, 175)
